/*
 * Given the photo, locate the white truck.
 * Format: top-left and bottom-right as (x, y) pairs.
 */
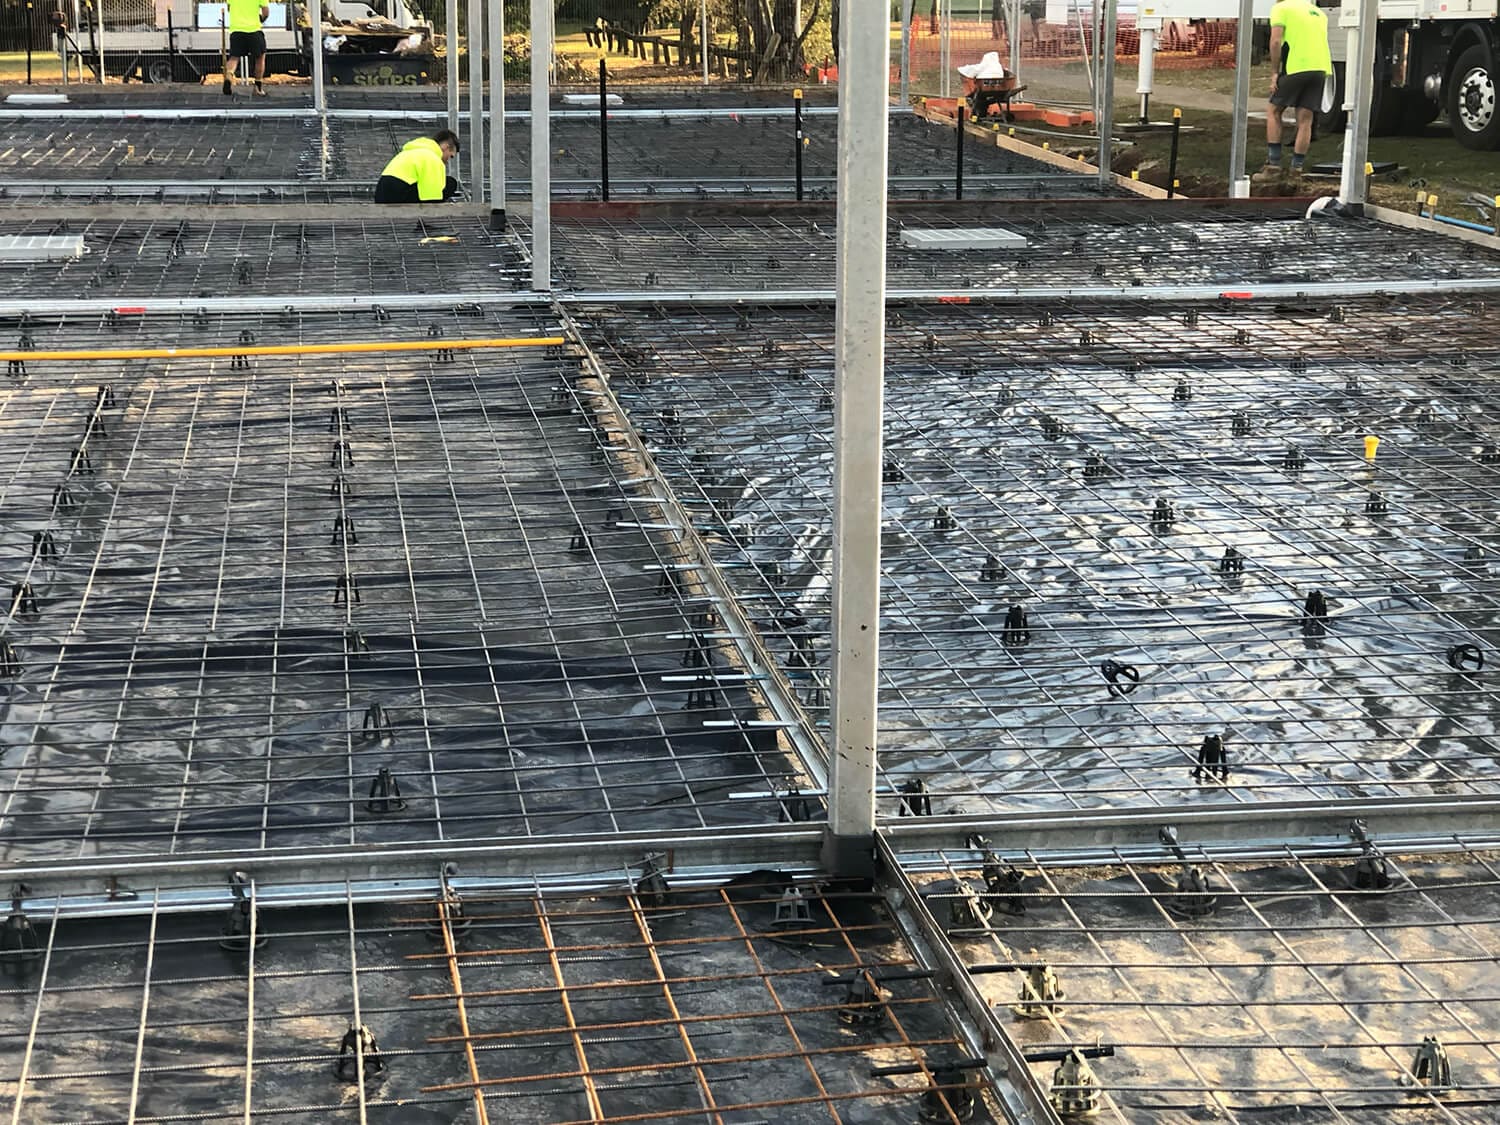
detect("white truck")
(100, 0), (425, 83)
(1324, 0), (1500, 148)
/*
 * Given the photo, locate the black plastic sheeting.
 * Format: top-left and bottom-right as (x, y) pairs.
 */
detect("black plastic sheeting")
(583, 292), (1500, 815)
(0, 306), (795, 863)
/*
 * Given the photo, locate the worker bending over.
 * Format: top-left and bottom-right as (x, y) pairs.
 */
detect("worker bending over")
(226, 0), (269, 96)
(375, 130), (460, 203)
(1253, 0), (1332, 184)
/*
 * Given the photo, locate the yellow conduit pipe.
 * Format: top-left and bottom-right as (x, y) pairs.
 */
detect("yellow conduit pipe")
(0, 336), (566, 363)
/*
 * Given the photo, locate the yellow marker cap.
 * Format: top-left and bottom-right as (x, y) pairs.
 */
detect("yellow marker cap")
(1172, 178), (1180, 188)
(1131, 170), (1139, 179)
(1008, 127), (1015, 136)
(1172, 107), (1181, 118)
(793, 88), (803, 98)
(1364, 435), (1380, 460)
(1043, 142), (1050, 150)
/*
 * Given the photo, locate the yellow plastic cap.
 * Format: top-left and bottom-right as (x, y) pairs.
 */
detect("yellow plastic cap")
(793, 88), (803, 98)
(1364, 435), (1380, 460)
(1172, 107), (1181, 118)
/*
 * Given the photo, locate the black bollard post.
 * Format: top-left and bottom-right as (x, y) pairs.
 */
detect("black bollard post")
(26, 0), (34, 83)
(793, 86), (804, 201)
(1166, 107), (1182, 199)
(955, 103), (965, 201)
(599, 58), (610, 202)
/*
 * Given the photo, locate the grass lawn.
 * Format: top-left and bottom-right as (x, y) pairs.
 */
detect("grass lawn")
(1020, 97), (1500, 216)
(0, 50), (67, 83)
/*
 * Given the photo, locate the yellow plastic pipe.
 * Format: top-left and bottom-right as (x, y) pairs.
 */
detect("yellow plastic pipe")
(0, 336), (566, 363)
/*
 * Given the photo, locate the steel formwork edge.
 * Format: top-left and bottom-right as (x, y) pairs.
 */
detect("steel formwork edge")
(883, 793), (1500, 860)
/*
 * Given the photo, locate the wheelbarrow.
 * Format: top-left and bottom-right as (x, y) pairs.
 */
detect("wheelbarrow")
(963, 74), (1027, 121)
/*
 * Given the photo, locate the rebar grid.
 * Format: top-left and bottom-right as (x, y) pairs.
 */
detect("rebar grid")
(912, 841), (1500, 1123)
(0, 216), (527, 300)
(0, 877), (995, 1123)
(0, 306), (814, 862)
(0, 113), (1104, 201)
(576, 295), (1500, 816)
(543, 207), (1500, 295)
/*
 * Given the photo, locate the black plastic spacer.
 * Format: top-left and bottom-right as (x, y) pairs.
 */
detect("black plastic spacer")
(1100, 659), (1141, 697)
(366, 768), (407, 814)
(1365, 491), (1388, 516)
(334, 1024), (387, 1082)
(10, 582), (38, 618)
(1283, 446), (1306, 472)
(1446, 643), (1484, 672)
(1219, 546), (1244, 575)
(1172, 379), (1192, 403)
(1301, 589), (1329, 637)
(933, 506), (956, 532)
(1149, 498), (1176, 533)
(979, 554), (1004, 583)
(1230, 410), (1250, 437)
(897, 777), (932, 817)
(1193, 733), (1229, 782)
(1002, 605), (1031, 647)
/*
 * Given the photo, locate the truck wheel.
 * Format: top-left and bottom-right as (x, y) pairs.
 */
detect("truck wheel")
(1449, 44), (1500, 149)
(145, 58), (175, 83)
(1317, 60), (1347, 133)
(1369, 79), (1405, 136)
(1401, 94), (1442, 132)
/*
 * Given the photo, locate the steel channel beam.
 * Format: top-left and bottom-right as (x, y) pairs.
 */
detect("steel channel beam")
(884, 794), (1500, 858)
(8, 275), (1500, 318)
(0, 105), (884, 122)
(0, 825), (825, 916)
(877, 836), (1059, 1125)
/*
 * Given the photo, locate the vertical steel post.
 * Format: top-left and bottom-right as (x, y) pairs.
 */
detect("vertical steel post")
(488, 0), (505, 224)
(446, 0), (460, 135)
(312, 0), (326, 113)
(1338, 0), (1377, 206)
(1009, 0), (1021, 74)
(1096, 0), (1116, 186)
(955, 102), (964, 199)
(900, 0), (913, 102)
(530, 0), (550, 291)
(466, 0), (485, 205)
(599, 57), (609, 202)
(92, 0), (103, 85)
(27, 0), (34, 83)
(1228, 0), (1254, 197)
(700, 0), (709, 84)
(825, 0), (890, 876)
(939, 0), (951, 98)
(794, 86), (804, 200)
(1166, 106), (1181, 197)
(167, 8), (176, 82)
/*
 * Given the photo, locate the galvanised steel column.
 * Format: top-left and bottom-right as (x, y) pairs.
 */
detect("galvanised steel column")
(1227, 0), (1254, 197)
(446, 0), (460, 135)
(466, 0), (485, 205)
(311, 2), (326, 113)
(1338, 0), (1377, 206)
(824, 1), (889, 877)
(900, 0), (913, 103)
(939, 0), (951, 98)
(1096, 0), (1116, 186)
(530, 0), (550, 290)
(488, 0), (505, 224)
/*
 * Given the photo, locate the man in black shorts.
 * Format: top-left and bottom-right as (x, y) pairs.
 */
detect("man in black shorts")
(226, 0), (270, 96)
(1252, 0), (1332, 184)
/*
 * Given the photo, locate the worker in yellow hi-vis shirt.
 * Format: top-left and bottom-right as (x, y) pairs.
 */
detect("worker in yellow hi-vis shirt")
(1252, 0), (1332, 185)
(226, 0), (270, 96)
(375, 130), (461, 203)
